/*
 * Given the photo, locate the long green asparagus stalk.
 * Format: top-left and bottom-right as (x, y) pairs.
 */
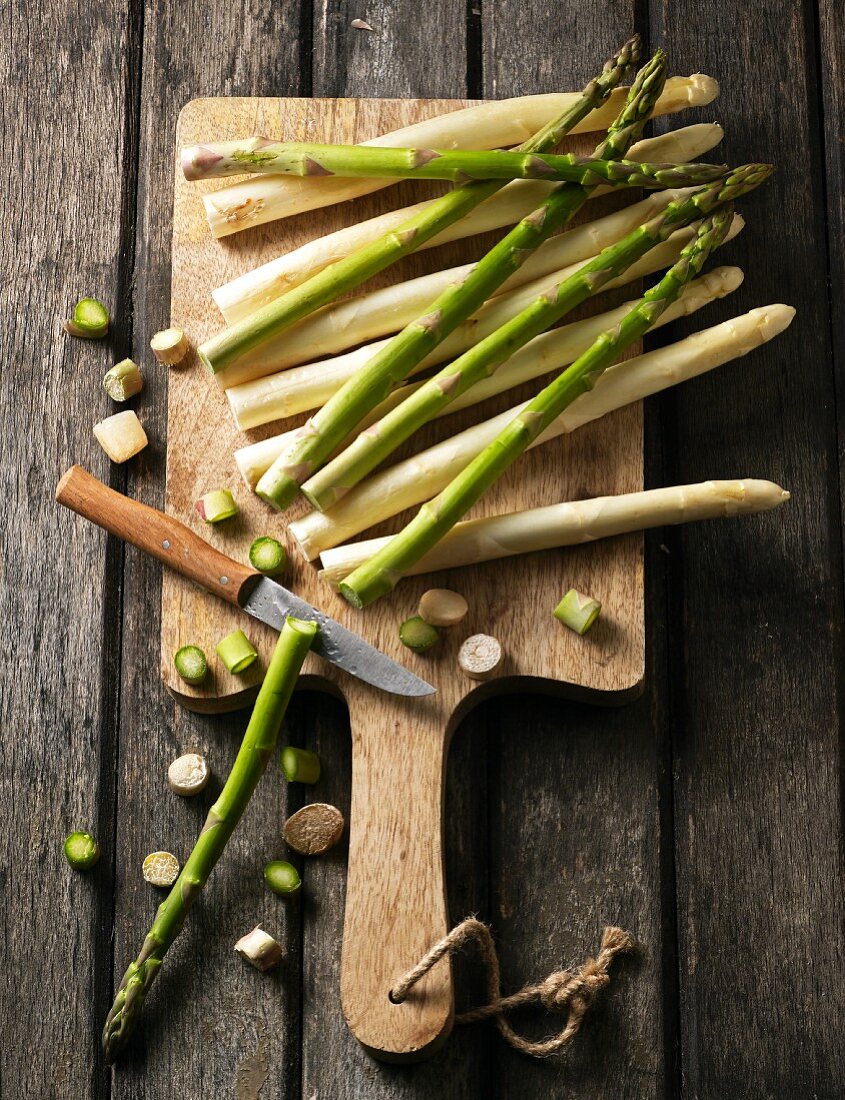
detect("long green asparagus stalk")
(293, 165), (766, 512)
(197, 38), (641, 377)
(248, 51), (667, 513)
(182, 142), (718, 186)
(338, 208), (737, 608)
(102, 618), (317, 1063)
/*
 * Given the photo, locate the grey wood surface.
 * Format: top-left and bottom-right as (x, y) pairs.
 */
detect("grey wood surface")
(1, 1), (842, 1097)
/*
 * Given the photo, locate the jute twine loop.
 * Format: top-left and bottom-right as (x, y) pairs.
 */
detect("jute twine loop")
(390, 918), (634, 1058)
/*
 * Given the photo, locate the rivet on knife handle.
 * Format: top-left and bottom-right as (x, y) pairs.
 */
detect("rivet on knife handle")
(55, 466), (258, 606)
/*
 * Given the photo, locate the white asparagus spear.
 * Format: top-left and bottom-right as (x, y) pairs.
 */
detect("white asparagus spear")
(204, 76), (719, 239)
(287, 304), (796, 560)
(233, 265), (742, 487)
(218, 189), (697, 392)
(318, 479), (790, 587)
(213, 123), (724, 323)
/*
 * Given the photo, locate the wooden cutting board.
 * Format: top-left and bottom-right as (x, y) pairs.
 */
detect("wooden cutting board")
(166, 96), (644, 1060)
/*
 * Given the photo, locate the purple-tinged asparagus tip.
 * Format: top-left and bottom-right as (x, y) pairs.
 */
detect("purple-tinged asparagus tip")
(181, 145), (224, 181)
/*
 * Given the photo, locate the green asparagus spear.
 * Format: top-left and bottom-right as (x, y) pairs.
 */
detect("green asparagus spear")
(291, 166), (765, 511)
(338, 207), (740, 608)
(256, 49), (669, 513)
(197, 37), (641, 379)
(102, 617), (317, 1063)
(182, 142), (717, 186)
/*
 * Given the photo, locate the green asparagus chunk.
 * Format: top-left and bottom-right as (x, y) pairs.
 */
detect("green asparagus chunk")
(249, 535), (287, 575)
(216, 629), (258, 674)
(339, 208), (740, 608)
(264, 860), (302, 896)
(173, 645), (208, 685)
(197, 37), (641, 380)
(299, 166), (768, 511)
(398, 615), (440, 652)
(280, 745), (321, 784)
(64, 831), (100, 870)
(65, 297), (110, 339)
(296, 51), (670, 512)
(195, 488), (238, 523)
(181, 142), (718, 186)
(103, 617), (317, 1063)
(103, 359), (143, 402)
(554, 589), (602, 634)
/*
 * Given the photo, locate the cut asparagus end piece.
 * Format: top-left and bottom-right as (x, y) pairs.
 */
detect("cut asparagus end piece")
(195, 488), (238, 523)
(264, 860), (302, 896)
(249, 536), (287, 576)
(418, 589), (469, 627)
(64, 831), (101, 870)
(103, 359), (143, 402)
(458, 634), (503, 681)
(399, 615), (440, 653)
(173, 645), (208, 685)
(215, 629), (258, 674)
(280, 745), (321, 784)
(65, 297), (109, 338)
(142, 851), (180, 887)
(235, 926), (284, 971)
(150, 327), (190, 365)
(167, 752), (210, 796)
(93, 410), (148, 463)
(554, 589), (602, 635)
(283, 803), (344, 855)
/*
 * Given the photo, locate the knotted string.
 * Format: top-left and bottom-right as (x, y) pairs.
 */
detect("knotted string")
(390, 918), (634, 1057)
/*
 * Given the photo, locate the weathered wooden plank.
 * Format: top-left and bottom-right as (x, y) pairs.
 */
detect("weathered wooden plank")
(651, 2), (845, 1093)
(479, 5), (672, 1096)
(0, 0), (139, 1095)
(108, 2), (308, 1096)
(300, 1), (495, 1092)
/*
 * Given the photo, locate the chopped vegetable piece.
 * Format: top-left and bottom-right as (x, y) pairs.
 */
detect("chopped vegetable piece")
(264, 860), (302, 896)
(143, 851), (180, 887)
(280, 745), (321, 784)
(195, 488), (238, 524)
(93, 410), (148, 464)
(174, 645), (208, 685)
(399, 615), (439, 653)
(283, 803), (344, 855)
(235, 926), (283, 971)
(418, 589), (468, 628)
(249, 535), (287, 575)
(103, 359), (143, 402)
(216, 629), (258, 674)
(167, 752), (210, 796)
(554, 589), (602, 635)
(65, 297), (110, 339)
(103, 618), (318, 1062)
(150, 327), (190, 365)
(64, 831), (100, 870)
(458, 634), (503, 681)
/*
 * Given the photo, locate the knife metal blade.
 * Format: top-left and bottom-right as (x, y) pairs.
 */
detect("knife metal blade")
(241, 576), (436, 697)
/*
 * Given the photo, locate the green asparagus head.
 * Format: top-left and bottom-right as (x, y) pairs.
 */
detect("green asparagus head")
(600, 48), (668, 158)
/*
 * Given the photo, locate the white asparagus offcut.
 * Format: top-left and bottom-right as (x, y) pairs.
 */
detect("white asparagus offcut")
(204, 76), (719, 238)
(224, 189), (707, 405)
(288, 304), (796, 560)
(319, 480), (791, 587)
(234, 265), (743, 489)
(213, 123), (724, 323)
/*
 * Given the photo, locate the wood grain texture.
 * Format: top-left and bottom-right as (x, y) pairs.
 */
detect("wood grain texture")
(109, 3), (309, 1097)
(0, 0), (136, 1095)
(167, 92), (645, 1059)
(652, 1), (845, 1094)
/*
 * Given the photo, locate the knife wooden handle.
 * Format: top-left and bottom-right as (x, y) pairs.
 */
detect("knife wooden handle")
(56, 466), (259, 605)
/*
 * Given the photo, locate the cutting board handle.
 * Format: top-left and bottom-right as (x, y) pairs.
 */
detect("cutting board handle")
(340, 685), (455, 1060)
(56, 466), (259, 606)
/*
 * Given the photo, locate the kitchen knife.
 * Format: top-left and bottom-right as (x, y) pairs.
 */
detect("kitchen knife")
(56, 466), (435, 697)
